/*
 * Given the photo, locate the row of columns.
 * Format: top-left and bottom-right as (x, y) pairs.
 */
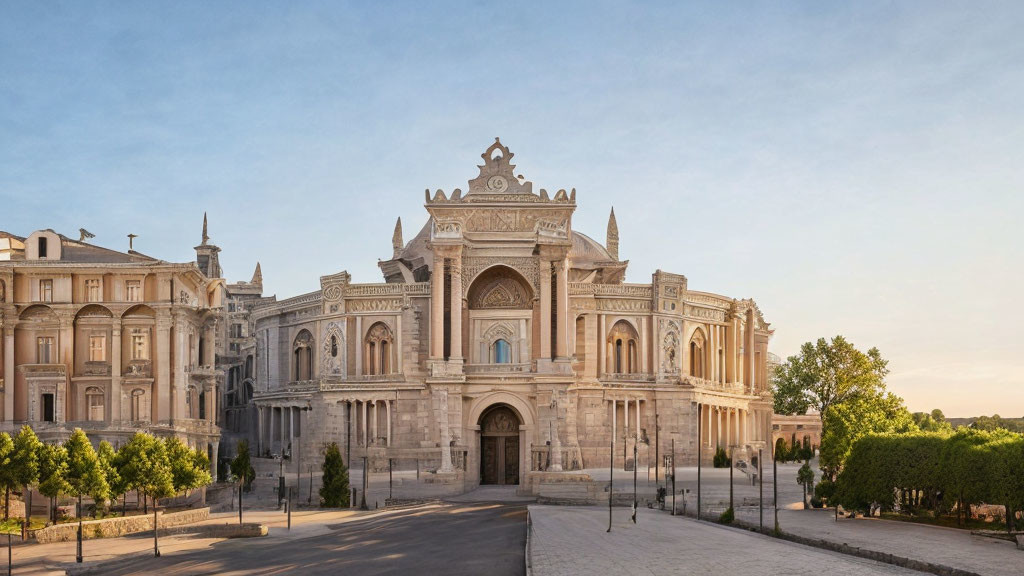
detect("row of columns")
(256, 404), (307, 457)
(699, 403), (757, 449)
(347, 399), (392, 447)
(427, 246), (571, 365)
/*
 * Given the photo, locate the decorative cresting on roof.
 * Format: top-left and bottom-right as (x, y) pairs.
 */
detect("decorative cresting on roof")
(468, 137), (531, 196)
(423, 138), (576, 205)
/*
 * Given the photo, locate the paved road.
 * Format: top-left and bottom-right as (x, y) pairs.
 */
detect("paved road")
(529, 506), (926, 576)
(101, 503), (527, 576)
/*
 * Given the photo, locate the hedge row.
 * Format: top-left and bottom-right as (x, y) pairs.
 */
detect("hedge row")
(834, 428), (1024, 523)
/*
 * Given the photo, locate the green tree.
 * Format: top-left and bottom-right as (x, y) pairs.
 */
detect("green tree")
(64, 429), (109, 518)
(818, 391), (917, 480)
(165, 437), (212, 496)
(771, 336), (889, 419)
(0, 433), (13, 520)
(11, 426), (41, 516)
(117, 433), (173, 513)
(96, 441), (121, 516)
(773, 438), (788, 463)
(319, 442), (349, 508)
(797, 462), (815, 509)
(37, 443), (70, 523)
(230, 440), (255, 491)
(912, 411), (952, 433)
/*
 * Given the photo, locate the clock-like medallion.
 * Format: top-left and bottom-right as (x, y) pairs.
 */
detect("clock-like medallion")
(486, 175), (509, 192)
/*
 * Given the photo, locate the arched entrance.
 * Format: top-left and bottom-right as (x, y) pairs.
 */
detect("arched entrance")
(479, 405), (521, 485)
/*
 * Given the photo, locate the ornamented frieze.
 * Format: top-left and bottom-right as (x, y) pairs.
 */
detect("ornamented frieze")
(596, 299), (651, 312)
(685, 305), (726, 322)
(347, 299), (402, 313)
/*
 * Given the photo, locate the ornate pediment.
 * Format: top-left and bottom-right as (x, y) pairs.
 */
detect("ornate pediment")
(467, 138), (533, 196)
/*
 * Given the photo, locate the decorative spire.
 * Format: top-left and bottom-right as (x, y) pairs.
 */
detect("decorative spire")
(392, 217), (403, 259)
(201, 212), (209, 245)
(251, 262), (263, 285)
(606, 207), (619, 261)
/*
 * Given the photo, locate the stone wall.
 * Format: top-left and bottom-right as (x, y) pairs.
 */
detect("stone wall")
(34, 507), (210, 543)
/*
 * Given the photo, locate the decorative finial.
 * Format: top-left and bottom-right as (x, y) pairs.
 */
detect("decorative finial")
(392, 217), (403, 259)
(78, 228), (95, 242)
(127, 233), (138, 251)
(251, 262), (263, 285)
(606, 207), (619, 261)
(201, 212), (209, 245)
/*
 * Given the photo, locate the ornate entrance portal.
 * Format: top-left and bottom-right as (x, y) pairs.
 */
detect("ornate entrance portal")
(480, 405), (520, 485)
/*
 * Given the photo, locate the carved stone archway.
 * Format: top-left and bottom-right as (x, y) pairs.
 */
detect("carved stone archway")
(479, 404), (522, 485)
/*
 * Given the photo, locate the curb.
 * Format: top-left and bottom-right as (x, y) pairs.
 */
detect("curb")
(525, 507), (533, 576)
(712, 515), (985, 576)
(62, 523), (268, 576)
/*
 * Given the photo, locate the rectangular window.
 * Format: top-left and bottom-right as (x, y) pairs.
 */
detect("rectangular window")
(41, 393), (54, 422)
(125, 280), (141, 302)
(37, 336), (54, 363)
(131, 333), (148, 360)
(89, 334), (106, 362)
(86, 279), (101, 302)
(39, 279), (53, 302)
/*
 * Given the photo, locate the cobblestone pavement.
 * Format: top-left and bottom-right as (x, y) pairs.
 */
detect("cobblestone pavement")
(736, 508), (1022, 576)
(529, 505), (925, 576)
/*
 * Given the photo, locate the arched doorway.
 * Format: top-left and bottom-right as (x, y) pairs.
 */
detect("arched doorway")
(479, 405), (521, 485)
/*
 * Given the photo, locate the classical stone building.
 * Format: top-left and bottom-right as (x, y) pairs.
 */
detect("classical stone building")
(0, 222), (233, 475)
(772, 413), (822, 453)
(248, 139), (775, 489)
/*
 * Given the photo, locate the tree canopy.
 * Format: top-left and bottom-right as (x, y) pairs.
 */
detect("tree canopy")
(64, 428), (110, 508)
(772, 335), (889, 417)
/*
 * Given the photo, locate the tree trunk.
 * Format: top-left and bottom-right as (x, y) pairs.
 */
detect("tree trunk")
(4, 486), (9, 520)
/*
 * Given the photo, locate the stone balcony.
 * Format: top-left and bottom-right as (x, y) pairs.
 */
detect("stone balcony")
(680, 375), (748, 395)
(600, 372), (656, 383)
(18, 363), (67, 378)
(124, 359), (152, 378)
(464, 363), (532, 374)
(80, 361), (111, 377)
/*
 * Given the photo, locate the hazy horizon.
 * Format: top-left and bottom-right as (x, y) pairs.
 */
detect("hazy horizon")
(2, 2), (1021, 418)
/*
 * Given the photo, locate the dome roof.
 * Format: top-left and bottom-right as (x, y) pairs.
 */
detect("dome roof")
(569, 231), (613, 268)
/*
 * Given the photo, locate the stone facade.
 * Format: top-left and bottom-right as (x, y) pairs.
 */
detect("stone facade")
(247, 139), (775, 490)
(772, 413), (822, 451)
(0, 222), (231, 473)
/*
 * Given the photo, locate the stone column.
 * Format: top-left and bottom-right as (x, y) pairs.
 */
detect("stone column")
(210, 442), (219, 481)
(256, 406), (264, 455)
(449, 248), (463, 361)
(705, 403), (712, 447)
(610, 400), (616, 448)
(635, 398), (640, 438)
(430, 252), (445, 359)
(437, 390), (454, 473)
(173, 319), (187, 421)
(745, 309), (755, 393)
(598, 315), (605, 377)
(109, 323), (122, 422)
(554, 258), (568, 359)
(289, 407), (295, 452)
(385, 400), (392, 447)
(371, 400), (379, 444)
(4, 326), (15, 422)
(354, 316), (362, 376)
(361, 401), (368, 447)
(623, 398), (629, 438)
(539, 259), (552, 360)
(716, 408), (722, 448)
(156, 316), (172, 422)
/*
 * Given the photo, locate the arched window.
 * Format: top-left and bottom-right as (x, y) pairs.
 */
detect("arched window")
(364, 323), (394, 376)
(186, 385), (199, 419)
(86, 386), (104, 421)
(689, 329), (706, 378)
(293, 330), (314, 381)
(606, 320), (640, 375)
(130, 389), (147, 422)
(492, 339), (512, 364)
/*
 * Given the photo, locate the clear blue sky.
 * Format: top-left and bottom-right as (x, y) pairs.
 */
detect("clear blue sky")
(2, 2), (1021, 417)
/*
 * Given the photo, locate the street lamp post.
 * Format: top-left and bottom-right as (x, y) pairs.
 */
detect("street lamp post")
(607, 438), (613, 533)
